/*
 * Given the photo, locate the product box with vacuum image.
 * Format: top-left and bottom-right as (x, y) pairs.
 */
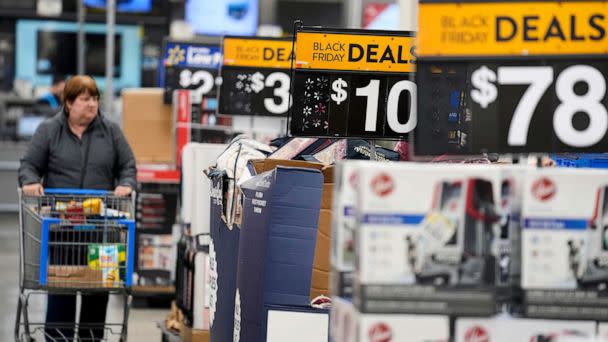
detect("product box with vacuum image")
(520, 167), (608, 320)
(353, 163), (526, 316)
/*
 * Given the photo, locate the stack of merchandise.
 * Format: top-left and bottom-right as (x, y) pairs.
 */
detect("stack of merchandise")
(330, 161), (608, 341)
(204, 136), (357, 342)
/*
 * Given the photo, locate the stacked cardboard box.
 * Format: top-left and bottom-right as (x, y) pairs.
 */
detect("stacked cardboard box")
(234, 166), (324, 342)
(122, 88), (174, 165)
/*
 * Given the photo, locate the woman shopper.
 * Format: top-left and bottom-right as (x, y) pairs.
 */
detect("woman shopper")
(18, 75), (137, 341)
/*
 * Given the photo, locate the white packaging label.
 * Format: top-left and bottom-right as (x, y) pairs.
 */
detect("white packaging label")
(209, 238), (218, 327)
(233, 289), (241, 342)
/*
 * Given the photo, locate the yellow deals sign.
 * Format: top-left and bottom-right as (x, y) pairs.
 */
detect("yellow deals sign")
(419, 1), (608, 57)
(295, 31), (416, 73)
(223, 37), (294, 69)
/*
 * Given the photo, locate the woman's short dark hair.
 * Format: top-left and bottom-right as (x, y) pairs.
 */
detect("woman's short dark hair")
(63, 75), (100, 105)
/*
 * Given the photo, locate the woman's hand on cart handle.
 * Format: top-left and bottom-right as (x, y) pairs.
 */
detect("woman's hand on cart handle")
(114, 185), (132, 197)
(22, 183), (44, 196)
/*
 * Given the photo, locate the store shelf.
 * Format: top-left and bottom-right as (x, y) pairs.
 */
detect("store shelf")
(132, 285), (175, 296)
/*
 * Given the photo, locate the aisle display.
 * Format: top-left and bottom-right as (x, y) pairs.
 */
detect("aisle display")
(154, 1), (608, 340)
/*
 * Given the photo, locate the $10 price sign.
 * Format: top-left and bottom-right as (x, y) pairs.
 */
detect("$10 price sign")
(290, 27), (417, 139)
(416, 0), (608, 154)
(218, 36), (293, 116)
(162, 40), (222, 104)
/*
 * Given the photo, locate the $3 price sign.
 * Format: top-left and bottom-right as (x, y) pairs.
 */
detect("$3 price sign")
(470, 62), (608, 151)
(291, 73), (417, 138)
(218, 68), (291, 116)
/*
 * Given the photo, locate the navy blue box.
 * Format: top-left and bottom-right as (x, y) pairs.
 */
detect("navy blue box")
(208, 171), (240, 342)
(234, 166), (324, 342)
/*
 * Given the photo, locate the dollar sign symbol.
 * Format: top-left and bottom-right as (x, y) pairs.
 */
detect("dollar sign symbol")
(179, 69), (192, 88)
(250, 72), (265, 93)
(331, 78), (348, 105)
(471, 66), (498, 109)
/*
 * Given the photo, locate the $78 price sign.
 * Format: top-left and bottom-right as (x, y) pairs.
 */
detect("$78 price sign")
(471, 64), (608, 148)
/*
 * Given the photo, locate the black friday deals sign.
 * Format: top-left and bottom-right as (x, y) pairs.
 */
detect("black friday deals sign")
(289, 27), (417, 139)
(415, 0), (608, 155)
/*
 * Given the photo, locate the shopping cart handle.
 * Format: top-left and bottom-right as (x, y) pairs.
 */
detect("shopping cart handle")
(44, 188), (111, 196)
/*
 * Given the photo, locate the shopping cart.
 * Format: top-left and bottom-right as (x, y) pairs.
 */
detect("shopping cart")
(15, 188), (136, 342)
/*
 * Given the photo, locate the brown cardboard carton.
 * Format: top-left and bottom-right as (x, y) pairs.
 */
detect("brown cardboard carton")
(310, 166), (334, 300)
(249, 159), (324, 174)
(321, 166), (334, 209)
(310, 209), (332, 299)
(122, 88), (174, 164)
(46, 266), (103, 288)
(181, 325), (210, 342)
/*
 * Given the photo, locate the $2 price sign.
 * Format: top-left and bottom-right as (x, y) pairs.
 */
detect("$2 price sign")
(470, 63), (608, 150)
(162, 41), (222, 103)
(290, 29), (417, 139)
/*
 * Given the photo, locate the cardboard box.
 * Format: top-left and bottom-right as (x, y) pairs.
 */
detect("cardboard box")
(234, 166), (323, 342)
(181, 325), (210, 342)
(311, 166), (334, 300)
(208, 172), (241, 342)
(353, 163), (526, 316)
(247, 159), (332, 301)
(248, 159), (324, 175)
(262, 304), (329, 342)
(455, 316), (596, 342)
(122, 88), (174, 164)
(311, 208), (332, 300)
(332, 296), (449, 342)
(520, 167), (608, 320)
(46, 266), (103, 288)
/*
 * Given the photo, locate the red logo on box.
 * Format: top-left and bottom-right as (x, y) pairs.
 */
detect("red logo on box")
(368, 322), (392, 342)
(532, 177), (556, 202)
(464, 326), (490, 342)
(371, 173), (394, 197)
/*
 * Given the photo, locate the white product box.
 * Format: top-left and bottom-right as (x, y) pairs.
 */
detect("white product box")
(354, 162), (527, 315)
(597, 322), (608, 341)
(265, 308), (329, 342)
(332, 160), (371, 272)
(181, 143), (227, 235)
(455, 316), (597, 342)
(332, 296), (449, 342)
(356, 163), (525, 286)
(521, 168), (608, 290)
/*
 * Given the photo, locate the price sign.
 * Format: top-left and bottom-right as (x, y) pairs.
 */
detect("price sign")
(161, 40), (222, 104)
(218, 36), (293, 116)
(289, 27), (417, 139)
(415, 0), (608, 155)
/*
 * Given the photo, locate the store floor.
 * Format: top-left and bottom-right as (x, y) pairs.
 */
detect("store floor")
(0, 213), (167, 341)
